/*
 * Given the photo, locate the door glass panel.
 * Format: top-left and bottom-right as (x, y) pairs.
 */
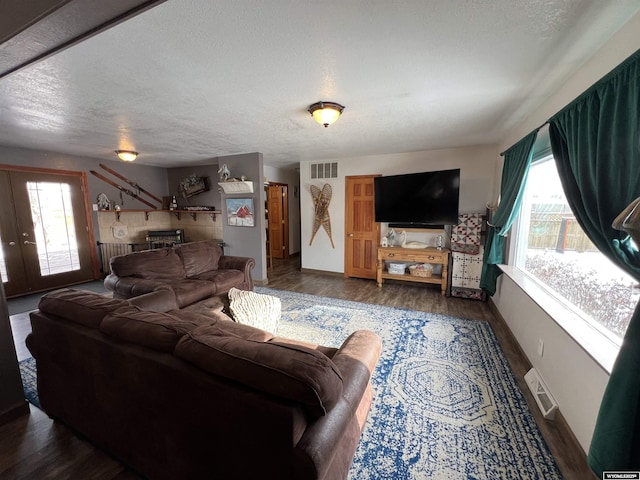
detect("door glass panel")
(28, 181), (80, 276)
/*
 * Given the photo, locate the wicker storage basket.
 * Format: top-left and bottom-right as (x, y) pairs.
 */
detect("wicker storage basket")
(409, 263), (433, 278)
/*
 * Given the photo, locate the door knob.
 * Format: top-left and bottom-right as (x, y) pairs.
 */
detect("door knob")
(9, 241), (16, 247)
(348, 233), (354, 237)
(24, 240), (37, 245)
(22, 232), (29, 237)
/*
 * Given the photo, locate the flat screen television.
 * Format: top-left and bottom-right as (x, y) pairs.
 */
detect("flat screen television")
(374, 168), (460, 228)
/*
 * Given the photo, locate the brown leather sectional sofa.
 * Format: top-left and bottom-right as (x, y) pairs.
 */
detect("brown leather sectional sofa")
(104, 239), (254, 306)
(26, 288), (382, 480)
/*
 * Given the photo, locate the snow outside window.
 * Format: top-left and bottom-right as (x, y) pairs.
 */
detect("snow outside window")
(513, 156), (637, 345)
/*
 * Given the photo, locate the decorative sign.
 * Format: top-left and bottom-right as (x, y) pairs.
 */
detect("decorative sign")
(112, 225), (128, 239)
(226, 198), (254, 227)
(179, 174), (209, 198)
(310, 183), (335, 248)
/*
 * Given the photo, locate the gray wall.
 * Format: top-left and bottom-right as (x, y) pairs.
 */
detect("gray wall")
(0, 146), (267, 282)
(167, 162), (221, 211)
(0, 145), (169, 245)
(217, 153), (266, 283)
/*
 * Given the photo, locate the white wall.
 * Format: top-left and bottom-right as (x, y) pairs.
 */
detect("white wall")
(492, 276), (610, 452)
(299, 145), (498, 272)
(492, 11), (640, 452)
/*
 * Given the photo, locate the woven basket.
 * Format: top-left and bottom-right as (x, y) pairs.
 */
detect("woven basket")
(409, 264), (433, 278)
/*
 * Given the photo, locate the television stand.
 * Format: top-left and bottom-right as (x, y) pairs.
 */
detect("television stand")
(376, 246), (450, 295)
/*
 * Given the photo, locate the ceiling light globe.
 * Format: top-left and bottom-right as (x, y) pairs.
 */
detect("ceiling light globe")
(308, 102), (344, 127)
(115, 150), (138, 162)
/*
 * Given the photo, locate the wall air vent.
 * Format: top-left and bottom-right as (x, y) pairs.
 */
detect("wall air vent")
(524, 368), (559, 420)
(310, 162), (338, 180)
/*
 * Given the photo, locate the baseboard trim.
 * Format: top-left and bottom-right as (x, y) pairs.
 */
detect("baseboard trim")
(299, 268), (344, 277)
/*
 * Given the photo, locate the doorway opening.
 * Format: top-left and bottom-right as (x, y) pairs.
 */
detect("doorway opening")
(265, 183), (290, 268)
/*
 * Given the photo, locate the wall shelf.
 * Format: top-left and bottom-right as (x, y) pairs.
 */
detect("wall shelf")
(218, 181), (254, 194)
(98, 209), (221, 222)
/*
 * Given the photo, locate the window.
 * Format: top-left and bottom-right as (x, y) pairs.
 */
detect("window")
(513, 155), (638, 344)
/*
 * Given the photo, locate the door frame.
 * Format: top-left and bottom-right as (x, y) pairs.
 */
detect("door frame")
(266, 182), (290, 259)
(344, 174), (380, 279)
(0, 164), (100, 281)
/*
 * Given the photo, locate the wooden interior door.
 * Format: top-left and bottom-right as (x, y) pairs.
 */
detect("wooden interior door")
(0, 168), (96, 297)
(267, 184), (289, 259)
(344, 175), (379, 279)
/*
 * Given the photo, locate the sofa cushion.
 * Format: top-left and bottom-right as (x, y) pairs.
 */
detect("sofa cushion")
(127, 286), (179, 312)
(212, 318), (274, 342)
(228, 287), (281, 335)
(101, 307), (215, 352)
(175, 325), (343, 418)
(190, 269), (246, 293)
(182, 295), (228, 317)
(37, 288), (126, 328)
(175, 240), (223, 277)
(169, 280), (218, 307)
(110, 248), (186, 280)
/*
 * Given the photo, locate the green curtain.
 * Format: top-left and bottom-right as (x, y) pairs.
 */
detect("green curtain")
(479, 131), (537, 296)
(548, 48), (640, 476)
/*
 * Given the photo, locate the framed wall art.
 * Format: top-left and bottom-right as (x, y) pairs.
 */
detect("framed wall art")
(226, 198), (255, 227)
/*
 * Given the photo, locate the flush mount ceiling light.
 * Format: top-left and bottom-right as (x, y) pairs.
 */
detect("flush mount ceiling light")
(115, 150), (138, 162)
(308, 101), (345, 128)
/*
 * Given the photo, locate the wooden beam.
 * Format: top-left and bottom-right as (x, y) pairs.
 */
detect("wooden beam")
(0, 0), (167, 79)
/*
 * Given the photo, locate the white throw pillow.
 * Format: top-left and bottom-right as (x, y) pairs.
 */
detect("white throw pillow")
(228, 288), (281, 335)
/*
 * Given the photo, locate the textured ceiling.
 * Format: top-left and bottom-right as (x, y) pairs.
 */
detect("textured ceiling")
(0, 0), (638, 168)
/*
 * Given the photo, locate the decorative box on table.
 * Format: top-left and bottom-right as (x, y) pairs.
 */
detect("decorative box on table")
(450, 213), (487, 301)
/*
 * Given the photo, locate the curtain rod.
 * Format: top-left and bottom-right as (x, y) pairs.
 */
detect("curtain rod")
(499, 121), (549, 157)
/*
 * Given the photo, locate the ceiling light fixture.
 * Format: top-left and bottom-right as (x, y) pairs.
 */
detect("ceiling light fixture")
(308, 101), (345, 128)
(115, 150), (138, 162)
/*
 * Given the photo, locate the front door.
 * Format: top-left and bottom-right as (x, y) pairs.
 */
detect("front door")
(344, 175), (379, 279)
(0, 168), (96, 297)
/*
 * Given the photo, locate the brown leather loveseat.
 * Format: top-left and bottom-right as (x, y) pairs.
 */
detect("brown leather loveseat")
(104, 239), (254, 307)
(26, 288), (382, 480)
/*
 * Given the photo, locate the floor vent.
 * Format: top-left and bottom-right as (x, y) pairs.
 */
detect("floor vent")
(524, 368), (558, 420)
(310, 162), (338, 180)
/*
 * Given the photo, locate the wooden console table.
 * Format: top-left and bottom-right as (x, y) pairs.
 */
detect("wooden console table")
(376, 246), (450, 295)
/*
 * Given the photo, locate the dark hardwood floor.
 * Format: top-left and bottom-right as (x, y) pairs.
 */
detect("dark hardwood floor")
(2, 256), (594, 479)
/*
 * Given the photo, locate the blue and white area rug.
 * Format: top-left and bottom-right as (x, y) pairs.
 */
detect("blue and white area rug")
(256, 287), (562, 479)
(19, 356), (40, 409)
(20, 288), (561, 479)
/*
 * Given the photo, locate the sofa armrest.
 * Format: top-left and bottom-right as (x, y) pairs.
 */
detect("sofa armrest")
(325, 330), (381, 418)
(218, 255), (255, 290)
(103, 275), (166, 299)
(293, 330), (382, 479)
(25, 333), (36, 359)
(331, 330), (382, 384)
